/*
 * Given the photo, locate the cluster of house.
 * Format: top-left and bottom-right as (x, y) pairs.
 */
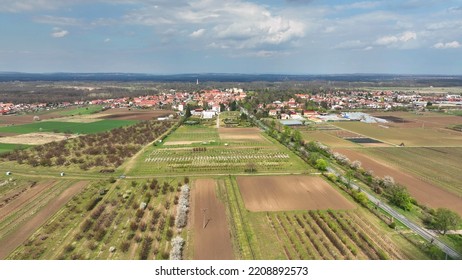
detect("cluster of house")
(2, 86), (460, 119)
(0, 88), (245, 118)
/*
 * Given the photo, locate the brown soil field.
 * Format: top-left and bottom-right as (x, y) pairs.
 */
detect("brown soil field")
(0, 181), (88, 259)
(237, 176), (355, 212)
(0, 181), (57, 221)
(96, 108), (174, 121)
(191, 179), (234, 260)
(0, 132), (76, 145)
(0, 113), (62, 126)
(372, 112), (462, 129)
(334, 148), (462, 215)
(218, 127), (266, 142)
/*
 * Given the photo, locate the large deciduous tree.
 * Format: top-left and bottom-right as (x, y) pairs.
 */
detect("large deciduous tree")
(434, 208), (461, 235)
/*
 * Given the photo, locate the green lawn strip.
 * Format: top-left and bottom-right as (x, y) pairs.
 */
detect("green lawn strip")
(59, 105), (104, 116)
(0, 143), (32, 154)
(0, 120), (137, 134)
(223, 176), (255, 259)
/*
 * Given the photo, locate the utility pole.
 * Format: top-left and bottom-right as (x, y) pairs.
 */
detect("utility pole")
(202, 208), (208, 229)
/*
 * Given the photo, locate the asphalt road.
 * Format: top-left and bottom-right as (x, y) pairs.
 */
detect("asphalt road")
(329, 167), (461, 260)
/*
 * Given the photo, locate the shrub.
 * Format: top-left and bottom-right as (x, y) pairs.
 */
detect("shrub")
(120, 241), (130, 252)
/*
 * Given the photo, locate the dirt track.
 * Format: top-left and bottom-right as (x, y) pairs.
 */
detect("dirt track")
(191, 179), (233, 260)
(334, 148), (462, 215)
(0, 181), (89, 259)
(237, 176), (355, 212)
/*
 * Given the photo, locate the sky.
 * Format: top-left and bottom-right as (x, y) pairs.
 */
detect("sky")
(0, 0), (461, 74)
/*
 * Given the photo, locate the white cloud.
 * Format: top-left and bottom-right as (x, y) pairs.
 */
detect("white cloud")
(375, 31), (417, 46)
(104, 38), (111, 43)
(123, 0), (305, 51)
(51, 28), (69, 38)
(433, 41), (461, 49)
(190, 29), (205, 38)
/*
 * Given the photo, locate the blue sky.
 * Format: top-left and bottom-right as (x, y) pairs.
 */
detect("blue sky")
(0, 0), (461, 74)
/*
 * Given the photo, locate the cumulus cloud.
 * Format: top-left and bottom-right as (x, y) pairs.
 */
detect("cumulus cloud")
(375, 31), (417, 45)
(51, 28), (69, 38)
(433, 41), (461, 49)
(123, 0), (305, 52)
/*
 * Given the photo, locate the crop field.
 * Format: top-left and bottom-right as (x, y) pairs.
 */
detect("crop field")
(163, 125), (219, 145)
(334, 148), (462, 215)
(362, 147), (462, 197)
(217, 176), (426, 260)
(129, 125), (309, 175)
(218, 127), (269, 143)
(190, 179), (234, 259)
(0, 180), (88, 259)
(300, 131), (360, 148)
(8, 178), (187, 260)
(237, 175), (355, 212)
(333, 121), (462, 147)
(0, 112), (62, 126)
(0, 120), (137, 135)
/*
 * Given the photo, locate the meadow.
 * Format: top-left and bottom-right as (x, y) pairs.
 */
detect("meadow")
(0, 143), (31, 154)
(0, 120), (137, 135)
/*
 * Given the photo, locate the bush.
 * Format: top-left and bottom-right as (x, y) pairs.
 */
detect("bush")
(86, 197), (102, 211)
(81, 219), (93, 232)
(120, 241), (130, 252)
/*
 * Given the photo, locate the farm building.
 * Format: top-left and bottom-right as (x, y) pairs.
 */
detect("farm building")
(202, 110), (216, 119)
(280, 120), (304, 126)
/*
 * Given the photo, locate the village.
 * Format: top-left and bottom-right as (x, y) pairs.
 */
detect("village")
(1, 87), (461, 124)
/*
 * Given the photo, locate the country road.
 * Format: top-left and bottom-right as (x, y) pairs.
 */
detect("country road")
(328, 167), (461, 260)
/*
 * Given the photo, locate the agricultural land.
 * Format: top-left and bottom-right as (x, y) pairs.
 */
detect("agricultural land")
(0, 82), (461, 261)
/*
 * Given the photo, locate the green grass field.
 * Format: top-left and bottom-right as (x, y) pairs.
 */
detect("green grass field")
(0, 143), (31, 154)
(0, 120), (137, 135)
(59, 105), (104, 116)
(163, 125), (219, 143)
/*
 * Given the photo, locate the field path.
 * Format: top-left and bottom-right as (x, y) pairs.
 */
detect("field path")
(0, 181), (89, 259)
